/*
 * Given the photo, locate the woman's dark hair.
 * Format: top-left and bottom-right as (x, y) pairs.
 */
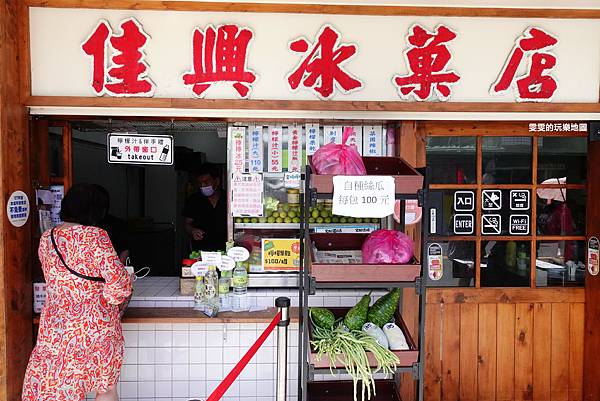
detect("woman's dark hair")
(59, 184), (106, 226)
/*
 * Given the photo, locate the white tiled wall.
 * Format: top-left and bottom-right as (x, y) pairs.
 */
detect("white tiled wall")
(86, 322), (300, 401)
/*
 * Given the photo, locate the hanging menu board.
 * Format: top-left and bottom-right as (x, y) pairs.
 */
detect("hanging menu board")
(268, 125), (283, 172)
(248, 125), (263, 173)
(231, 173), (264, 217)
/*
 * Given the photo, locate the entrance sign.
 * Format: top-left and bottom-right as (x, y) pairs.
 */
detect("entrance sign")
(454, 191), (474, 211)
(7, 190), (30, 227)
(589, 237), (599, 276)
(332, 176), (395, 218)
(509, 215), (530, 235)
(231, 173), (264, 217)
(510, 190), (530, 211)
(482, 214), (501, 235)
(428, 243), (443, 281)
(107, 133), (173, 165)
(453, 214), (474, 235)
(482, 190), (502, 210)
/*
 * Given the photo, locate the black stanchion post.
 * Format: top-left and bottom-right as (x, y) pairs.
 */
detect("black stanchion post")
(275, 297), (291, 401)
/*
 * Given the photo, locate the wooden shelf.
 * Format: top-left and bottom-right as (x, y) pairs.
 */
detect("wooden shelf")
(309, 156), (423, 194)
(310, 233), (421, 283)
(309, 308), (418, 370)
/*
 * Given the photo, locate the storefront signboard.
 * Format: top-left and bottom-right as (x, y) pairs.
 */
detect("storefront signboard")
(30, 8), (600, 103)
(305, 123), (320, 156)
(332, 176), (395, 218)
(248, 125), (263, 173)
(7, 190), (30, 228)
(262, 238), (300, 271)
(229, 127), (246, 173)
(588, 237), (599, 276)
(287, 125), (302, 172)
(231, 173), (264, 217)
(107, 133), (173, 165)
(268, 126), (283, 173)
(428, 243), (443, 281)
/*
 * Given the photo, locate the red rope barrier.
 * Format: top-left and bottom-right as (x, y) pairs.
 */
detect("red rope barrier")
(205, 311), (283, 401)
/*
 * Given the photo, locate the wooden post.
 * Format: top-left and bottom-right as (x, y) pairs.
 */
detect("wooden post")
(0, 0), (33, 399)
(583, 138), (600, 400)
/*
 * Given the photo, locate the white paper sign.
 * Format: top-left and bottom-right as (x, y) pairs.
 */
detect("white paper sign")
(345, 126), (363, 155)
(287, 125), (302, 172)
(231, 173), (264, 217)
(332, 176), (395, 218)
(50, 185), (64, 226)
(363, 125), (383, 157)
(201, 251), (222, 267)
(284, 172), (301, 189)
(268, 125), (283, 172)
(220, 255), (236, 271)
(107, 133), (173, 165)
(324, 125), (342, 144)
(191, 260), (210, 277)
(305, 123), (320, 156)
(248, 125), (263, 173)
(227, 246), (250, 262)
(229, 126), (246, 173)
(7, 190), (30, 228)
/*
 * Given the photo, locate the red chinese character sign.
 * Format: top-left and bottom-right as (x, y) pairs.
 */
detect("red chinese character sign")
(393, 24), (461, 101)
(82, 18), (155, 97)
(491, 27), (558, 102)
(287, 25), (363, 99)
(182, 24), (257, 99)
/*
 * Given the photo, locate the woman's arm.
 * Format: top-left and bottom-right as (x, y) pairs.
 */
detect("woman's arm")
(95, 228), (133, 305)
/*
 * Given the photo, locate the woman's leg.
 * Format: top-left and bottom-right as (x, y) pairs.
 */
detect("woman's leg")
(95, 385), (118, 401)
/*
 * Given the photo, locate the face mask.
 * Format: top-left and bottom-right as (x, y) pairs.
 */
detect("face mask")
(201, 185), (215, 197)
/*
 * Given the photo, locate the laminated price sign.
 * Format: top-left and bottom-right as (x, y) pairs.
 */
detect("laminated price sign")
(332, 176), (395, 218)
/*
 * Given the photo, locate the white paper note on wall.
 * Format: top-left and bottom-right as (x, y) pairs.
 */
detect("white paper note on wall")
(287, 125), (301, 172)
(363, 125), (383, 156)
(267, 125), (283, 172)
(324, 125), (342, 145)
(248, 125), (264, 172)
(305, 123), (320, 156)
(332, 176), (395, 218)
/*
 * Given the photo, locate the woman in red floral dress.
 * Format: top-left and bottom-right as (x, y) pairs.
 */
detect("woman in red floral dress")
(22, 184), (132, 401)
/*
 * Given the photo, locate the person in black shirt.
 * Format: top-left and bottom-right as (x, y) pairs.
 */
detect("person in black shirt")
(183, 164), (227, 252)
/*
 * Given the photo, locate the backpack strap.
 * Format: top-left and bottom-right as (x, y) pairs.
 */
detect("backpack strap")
(50, 228), (106, 283)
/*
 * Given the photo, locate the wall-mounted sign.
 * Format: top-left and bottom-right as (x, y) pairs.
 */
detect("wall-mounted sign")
(229, 126), (246, 173)
(107, 133), (173, 165)
(262, 238), (300, 271)
(49, 185), (64, 226)
(528, 122), (588, 133)
(287, 125), (302, 172)
(332, 176), (395, 218)
(324, 125), (342, 144)
(305, 123), (320, 156)
(510, 190), (530, 211)
(248, 125), (263, 173)
(428, 243), (443, 281)
(481, 214), (501, 235)
(588, 237), (599, 276)
(482, 190), (502, 211)
(363, 125), (384, 157)
(453, 214), (474, 235)
(268, 126), (283, 172)
(7, 190), (30, 227)
(231, 173), (264, 217)
(509, 215), (530, 235)
(454, 191), (475, 212)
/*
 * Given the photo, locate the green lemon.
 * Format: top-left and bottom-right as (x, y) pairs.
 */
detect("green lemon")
(293, 217), (301, 223)
(288, 211), (297, 219)
(332, 216), (340, 223)
(243, 217), (251, 223)
(267, 217), (276, 223)
(316, 217), (324, 224)
(279, 212), (287, 218)
(311, 210), (320, 219)
(276, 217), (283, 223)
(272, 212), (280, 218)
(340, 217), (347, 223)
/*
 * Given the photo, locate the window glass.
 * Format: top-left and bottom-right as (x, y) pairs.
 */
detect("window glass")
(429, 190), (476, 236)
(481, 189), (532, 236)
(536, 189), (586, 236)
(426, 241), (476, 287)
(481, 241), (530, 287)
(535, 241), (585, 287)
(482, 137), (532, 184)
(537, 137), (587, 184)
(49, 127), (64, 178)
(426, 137), (476, 184)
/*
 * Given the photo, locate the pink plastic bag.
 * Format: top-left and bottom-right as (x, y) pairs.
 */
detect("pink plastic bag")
(362, 230), (414, 264)
(311, 127), (367, 175)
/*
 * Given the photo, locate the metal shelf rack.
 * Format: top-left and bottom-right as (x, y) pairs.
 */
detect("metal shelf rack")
(298, 161), (427, 401)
